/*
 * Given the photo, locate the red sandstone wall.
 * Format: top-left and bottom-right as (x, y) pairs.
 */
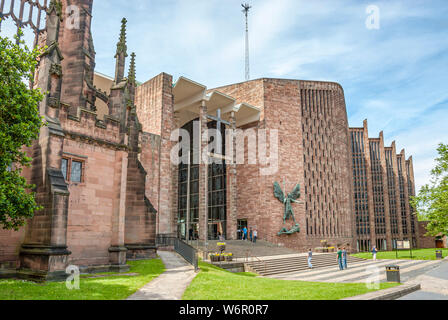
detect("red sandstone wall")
(0, 229), (25, 266)
(59, 0), (96, 113)
(418, 221), (437, 248)
(213, 79), (266, 120)
(58, 102), (124, 266)
(140, 133), (161, 216)
(258, 79), (305, 248)
(63, 138), (118, 266)
(135, 74), (165, 136)
(217, 78), (354, 251)
(215, 80), (265, 240)
(135, 73), (175, 235)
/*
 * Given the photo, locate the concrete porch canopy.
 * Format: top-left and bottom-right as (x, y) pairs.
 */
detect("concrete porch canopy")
(173, 76), (260, 128)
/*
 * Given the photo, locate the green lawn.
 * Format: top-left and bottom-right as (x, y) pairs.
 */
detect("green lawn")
(351, 248), (448, 261)
(0, 258), (165, 300)
(182, 261), (399, 300)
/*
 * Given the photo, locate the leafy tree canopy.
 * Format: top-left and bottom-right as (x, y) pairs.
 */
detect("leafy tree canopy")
(0, 29), (44, 230)
(412, 143), (448, 236)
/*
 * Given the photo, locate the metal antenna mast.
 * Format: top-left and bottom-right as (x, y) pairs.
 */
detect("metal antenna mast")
(242, 3), (251, 81)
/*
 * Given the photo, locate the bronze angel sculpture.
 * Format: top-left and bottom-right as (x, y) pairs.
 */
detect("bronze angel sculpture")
(274, 182), (301, 235)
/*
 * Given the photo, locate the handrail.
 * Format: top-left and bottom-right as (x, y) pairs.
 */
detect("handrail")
(174, 238), (199, 272)
(156, 235), (198, 271)
(245, 249), (266, 275)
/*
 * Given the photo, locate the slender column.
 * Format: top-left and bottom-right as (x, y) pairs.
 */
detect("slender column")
(408, 156), (420, 247)
(109, 150), (129, 270)
(185, 151), (191, 241)
(226, 111), (238, 240)
(363, 120), (376, 249)
(391, 142), (404, 239)
(198, 101), (209, 243)
(379, 132), (392, 250)
(400, 150), (413, 238)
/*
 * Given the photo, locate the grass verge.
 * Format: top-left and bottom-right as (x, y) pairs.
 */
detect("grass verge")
(351, 248), (448, 261)
(182, 261), (399, 300)
(0, 258), (165, 300)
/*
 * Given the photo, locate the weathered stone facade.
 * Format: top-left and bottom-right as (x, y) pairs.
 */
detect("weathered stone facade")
(0, 1), (156, 280)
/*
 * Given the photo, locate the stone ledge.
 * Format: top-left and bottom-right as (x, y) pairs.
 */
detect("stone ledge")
(342, 283), (421, 300)
(0, 269), (17, 279)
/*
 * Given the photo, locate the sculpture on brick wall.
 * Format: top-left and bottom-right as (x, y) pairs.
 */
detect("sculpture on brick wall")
(274, 182), (301, 235)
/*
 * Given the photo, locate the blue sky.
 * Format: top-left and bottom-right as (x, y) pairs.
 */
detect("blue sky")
(2, 0), (447, 192)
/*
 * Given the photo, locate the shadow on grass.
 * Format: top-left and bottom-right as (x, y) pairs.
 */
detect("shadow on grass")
(0, 258), (165, 300)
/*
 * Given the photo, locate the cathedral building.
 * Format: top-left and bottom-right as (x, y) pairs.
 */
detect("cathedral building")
(349, 121), (419, 252)
(0, 0), (421, 280)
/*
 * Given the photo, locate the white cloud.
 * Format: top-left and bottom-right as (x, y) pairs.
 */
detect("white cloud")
(82, 0), (448, 193)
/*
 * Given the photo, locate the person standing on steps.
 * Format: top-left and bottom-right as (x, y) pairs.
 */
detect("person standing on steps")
(308, 248), (313, 269)
(342, 247), (348, 269)
(337, 247), (344, 270)
(253, 229), (258, 243)
(372, 246), (378, 261)
(243, 226), (248, 241)
(249, 227), (253, 242)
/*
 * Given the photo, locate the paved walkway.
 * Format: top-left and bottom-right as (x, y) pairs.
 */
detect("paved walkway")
(399, 260), (448, 300)
(126, 251), (197, 300)
(268, 259), (442, 283)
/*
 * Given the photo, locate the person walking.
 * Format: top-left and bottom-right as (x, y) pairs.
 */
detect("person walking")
(372, 246), (378, 261)
(249, 228), (253, 242)
(337, 247), (344, 270)
(253, 229), (258, 243)
(342, 247), (348, 269)
(243, 226), (248, 241)
(308, 249), (313, 269)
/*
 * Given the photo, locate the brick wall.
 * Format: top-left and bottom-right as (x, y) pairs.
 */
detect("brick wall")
(135, 74), (165, 136)
(135, 73), (175, 236)
(217, 78), (354, 251)
(418, 221), (436, 248)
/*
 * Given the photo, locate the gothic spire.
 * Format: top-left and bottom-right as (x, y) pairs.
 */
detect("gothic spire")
(128, 52), (136, 87)
(114, 18), (128, 84)
(115, 18), (128, 58)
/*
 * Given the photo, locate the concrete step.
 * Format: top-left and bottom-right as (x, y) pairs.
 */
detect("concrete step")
(245, 254), (366, 276)
(247, 255), (364, 267)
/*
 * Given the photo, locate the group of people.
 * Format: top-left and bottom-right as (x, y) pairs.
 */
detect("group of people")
(307, 247), (348, 270)
(307, 246), (379, 270)
(241, 226), (258, 243)
(337, 247), (348, 270)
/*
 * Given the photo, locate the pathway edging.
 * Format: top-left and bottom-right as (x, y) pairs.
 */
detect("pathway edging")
(342, 283), (421, 300)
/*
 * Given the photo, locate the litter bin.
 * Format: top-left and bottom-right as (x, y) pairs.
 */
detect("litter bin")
(386, 265), (400, 283)
(436, 250), (443, 259)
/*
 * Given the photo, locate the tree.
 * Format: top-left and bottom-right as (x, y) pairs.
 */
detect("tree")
(0, 29), (44, 230)
(412, 143), (448, 237)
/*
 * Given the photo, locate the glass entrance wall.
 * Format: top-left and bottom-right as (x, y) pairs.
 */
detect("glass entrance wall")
(208, 162), (227, 240)
(178, 120), (200, 240)
(177, 119), (227, 241)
